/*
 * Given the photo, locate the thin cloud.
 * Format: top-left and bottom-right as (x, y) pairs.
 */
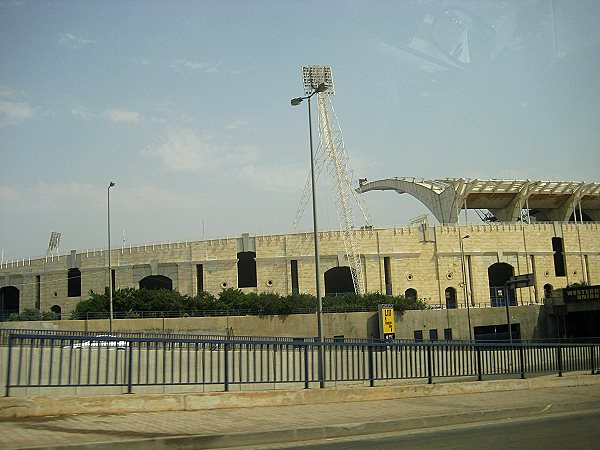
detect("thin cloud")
(58, 33), (96, 49)
(141, 127), (219, 171)
(0, 99), (35, 125)
(0, 1), (25, 7)
(71, 105), (95, 120)
(224, 120), (248, 130)
(104, 109), (142, 123)
(240, 163), (306, 192)
(172, 59), (218, 73)
(0, 181), (100, 213)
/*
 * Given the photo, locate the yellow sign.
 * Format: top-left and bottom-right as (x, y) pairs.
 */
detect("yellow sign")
(382, 307), (395, 333)
(379, 304), (395, 340)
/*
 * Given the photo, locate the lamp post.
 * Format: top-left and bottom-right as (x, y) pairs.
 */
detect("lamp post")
(108, 181), (115, 332)
(459, 232), (472, 341)
(291, 82), (328, 387)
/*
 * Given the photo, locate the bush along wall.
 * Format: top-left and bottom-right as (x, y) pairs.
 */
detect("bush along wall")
(71, 288), (428, 319)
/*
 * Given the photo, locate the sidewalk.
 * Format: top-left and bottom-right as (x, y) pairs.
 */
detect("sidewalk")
(1, 375), (600, 449)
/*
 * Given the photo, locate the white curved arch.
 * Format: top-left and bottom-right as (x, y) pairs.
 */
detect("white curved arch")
(358, 177), (600, 224)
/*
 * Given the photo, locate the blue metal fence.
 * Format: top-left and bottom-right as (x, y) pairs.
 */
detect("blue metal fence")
(4, 333), (599, 397)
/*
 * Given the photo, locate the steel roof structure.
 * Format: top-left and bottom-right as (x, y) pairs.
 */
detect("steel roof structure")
(358, 177), (600, 224)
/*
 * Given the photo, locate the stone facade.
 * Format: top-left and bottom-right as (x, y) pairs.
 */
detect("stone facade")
(1, 222), (599, 316)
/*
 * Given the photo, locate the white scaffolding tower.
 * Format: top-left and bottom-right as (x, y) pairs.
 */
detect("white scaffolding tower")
(293, 66), (371, 295)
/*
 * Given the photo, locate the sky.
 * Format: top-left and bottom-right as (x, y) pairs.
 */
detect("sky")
(1, 0), (599, 260)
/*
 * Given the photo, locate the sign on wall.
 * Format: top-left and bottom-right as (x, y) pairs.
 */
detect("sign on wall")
(378, 304), (395, 341)
(563, 285), (600, 303)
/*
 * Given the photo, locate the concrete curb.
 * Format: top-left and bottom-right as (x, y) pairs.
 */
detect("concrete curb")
(1, 373), (599, 419)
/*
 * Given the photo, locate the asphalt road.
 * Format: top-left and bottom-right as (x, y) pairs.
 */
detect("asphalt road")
(251, 410), (600, 450)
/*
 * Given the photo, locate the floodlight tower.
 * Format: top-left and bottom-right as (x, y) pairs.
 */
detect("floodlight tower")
(297, 66), (369, 295)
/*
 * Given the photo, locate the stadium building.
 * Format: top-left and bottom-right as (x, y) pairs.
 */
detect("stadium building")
(1, 178), (599, 338)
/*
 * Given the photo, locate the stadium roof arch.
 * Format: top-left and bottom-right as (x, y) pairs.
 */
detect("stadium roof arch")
(357, 178), (600, 224)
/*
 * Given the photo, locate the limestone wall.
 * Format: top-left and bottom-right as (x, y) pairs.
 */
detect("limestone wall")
(1, 305), (545, 342)
(1, 223), (598, 316)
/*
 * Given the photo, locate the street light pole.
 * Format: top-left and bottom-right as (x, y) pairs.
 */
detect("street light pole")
(459, 232), (472, 341)
(291, 83), (328, 387)
(108, 181), (115, 332)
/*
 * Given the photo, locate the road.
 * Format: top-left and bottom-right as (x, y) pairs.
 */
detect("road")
(250, 410), (600, 450)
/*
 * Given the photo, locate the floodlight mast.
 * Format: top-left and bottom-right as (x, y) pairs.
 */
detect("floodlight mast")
(295, 65), (368, 295)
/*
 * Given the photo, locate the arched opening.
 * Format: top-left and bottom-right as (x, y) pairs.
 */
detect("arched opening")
(543, 283), (553, 300)
(324, 267), (354, 296)
(67, 268), (82, 297)
(405, 288), (418, 301)
(488, 263), (515, 307)
(445, 287), (457, 309)
(51, 304), (62, 320)
(139, 275), (173, 291)
(237, 251), (257, 288)
(0, 286), (20, 319)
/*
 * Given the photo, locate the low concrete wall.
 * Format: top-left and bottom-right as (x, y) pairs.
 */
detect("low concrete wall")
(1, 373), (598, 419)
(1, 305), (546, 341)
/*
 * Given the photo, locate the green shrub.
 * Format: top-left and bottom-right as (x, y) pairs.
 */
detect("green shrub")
(72, 287), (427, 317)
(6, 308), (57, 321)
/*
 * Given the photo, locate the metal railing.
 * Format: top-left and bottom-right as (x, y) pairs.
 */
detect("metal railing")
(4, 333), (599, 397)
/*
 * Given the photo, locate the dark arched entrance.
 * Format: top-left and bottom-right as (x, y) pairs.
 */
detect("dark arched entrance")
(324, 267), (354, 296)
(488, 263), (515, 307)
(51, 304), (62, 320)
(405, 288), (418, 301)
(139, 275), (173, 291)
(543, 284), (553, 301)
(445, 287), (457, 309)
(0, 286), (20, 319)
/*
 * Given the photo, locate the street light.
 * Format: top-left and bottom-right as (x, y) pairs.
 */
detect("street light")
(108, 181), (115, 332)
(459, 232), (472, 341)
(291, 82), (328, 387)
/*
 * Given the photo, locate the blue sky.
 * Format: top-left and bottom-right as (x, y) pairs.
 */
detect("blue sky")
(1, 0), (599, 259)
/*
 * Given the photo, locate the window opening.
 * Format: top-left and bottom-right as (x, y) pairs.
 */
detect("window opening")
(291, 260), (299, 294)
(237, 251), (257, 288)
(67, 268), (82, 297)
(139, 275), (173, 291)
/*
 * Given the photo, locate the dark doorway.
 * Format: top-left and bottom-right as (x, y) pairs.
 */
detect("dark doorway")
(445, 287), (457, 309)
(474, 323), (521, 341)
(290, 260), (299, 294)
(237, 251), (257, 288)
(0, 286), (20, 319)
(552, 237), (566, 276)
(543, 283), (553, 300)
(564, 310), (600, 338)
(324, 266), (354, 296)
(384, 257), (392, 295)
(139, 275), (173, 291)
(488, 263), (515, 307)
(405, 288), (417, 301)
(67, 268), (82, 297)
(51, 304), (62, 320)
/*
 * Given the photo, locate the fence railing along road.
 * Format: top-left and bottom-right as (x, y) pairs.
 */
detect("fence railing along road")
(4, 333), (599, 397)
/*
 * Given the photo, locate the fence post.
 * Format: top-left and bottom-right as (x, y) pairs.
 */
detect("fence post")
(368, 345), (374, 387)
(427, 345), (433, 385)
(126, 342), (133, 394)
(476, 345), (483, 381)
(224, 342), (229, 392)
(304, 345), (309, 389)
(591, 345), (596, 375)
(556, 346), (563, 377)
(519, 345), (525, 379)
(4, 335), (13, 397)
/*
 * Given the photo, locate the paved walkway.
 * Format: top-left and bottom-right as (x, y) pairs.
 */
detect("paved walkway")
(1, 380), (600, 449)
